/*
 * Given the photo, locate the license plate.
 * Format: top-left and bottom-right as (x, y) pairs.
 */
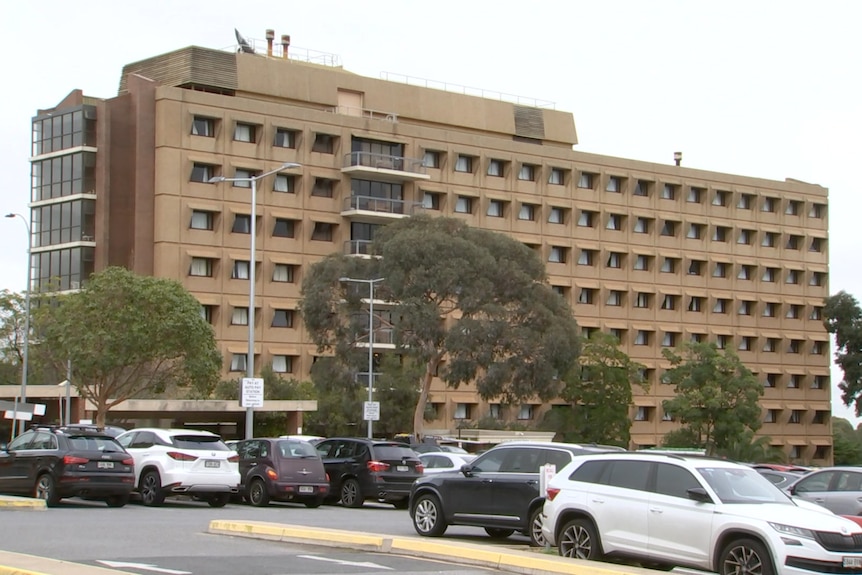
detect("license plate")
(396, 465), (409, 472)
(299, 486), (314, 494)
(97, 461), (114, 469)
(204, 460), (220, 468)
(844, 557), (862, 568)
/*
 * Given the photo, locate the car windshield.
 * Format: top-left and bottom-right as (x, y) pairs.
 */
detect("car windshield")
(697, 466), (792, 504)
(68, 435), (125, 452)
(171, 435), (230, 450)
(277, 440), (318, 458)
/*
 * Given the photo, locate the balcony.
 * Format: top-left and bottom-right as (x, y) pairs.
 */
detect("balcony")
(341, 195), (420, 223)
(344, 239), (374, 257)
(341, 152), (430, 183)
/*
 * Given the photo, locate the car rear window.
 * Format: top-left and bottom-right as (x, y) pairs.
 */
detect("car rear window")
(171, 435), (230, 450)
(373, 446), (418, 460)
(68, 435), (125, 452)
(277, 440), (318, 458)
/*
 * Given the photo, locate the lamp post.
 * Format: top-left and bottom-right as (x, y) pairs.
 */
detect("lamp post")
(209, 162), (301, 440)
(339, 277), (384, 439)
(5, 213), (31, 439)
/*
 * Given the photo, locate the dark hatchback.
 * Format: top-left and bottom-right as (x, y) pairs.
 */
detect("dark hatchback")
(0, 425), (135, 507)
(409, 441), (624, 546)
(315, 438), (424, 508)
(235, 437), (329, 507)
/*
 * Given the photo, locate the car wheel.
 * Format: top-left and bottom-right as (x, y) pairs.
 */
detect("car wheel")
(559, 518), (603, 561)
(528, 506), (545, 547)
(412, 493), (447, 537)
(249, 478), (270, 507)
(304, 498), (323, 509)
(207, 493), (230, 508)
(140, 470), (166, 506)
(485, 527), (515, 539)
(392, 498), (410, 510)
(105, 494), (129, 508)
(340, 478), (364, 508)
(719, 538), (774, 575)
(34, 474), (60, 507)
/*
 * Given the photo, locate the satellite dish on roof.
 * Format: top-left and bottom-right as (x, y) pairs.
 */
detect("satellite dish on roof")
(235, 28), (255, 54)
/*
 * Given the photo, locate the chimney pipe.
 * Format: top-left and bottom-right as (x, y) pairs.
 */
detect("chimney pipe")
(281, 34), (291, 59)
(266, 29), (275, 57)
(673, 151), (682, 167)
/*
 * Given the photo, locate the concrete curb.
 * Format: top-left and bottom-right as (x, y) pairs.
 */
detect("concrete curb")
(208, 520), (655, 575)
(0, 496), (46, 511)
(0, 551), (135, 575)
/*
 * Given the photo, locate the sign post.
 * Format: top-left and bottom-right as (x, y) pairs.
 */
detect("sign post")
(241, 378), (264, 408)
(363, 401), (380, 423)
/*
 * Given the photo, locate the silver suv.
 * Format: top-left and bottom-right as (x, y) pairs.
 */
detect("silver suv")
(542, 452), (862, 575)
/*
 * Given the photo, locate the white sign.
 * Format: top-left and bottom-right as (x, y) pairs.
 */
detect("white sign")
(539, 463), (557, 496)
(241, 377), (264, 408)
(363, 401), (380, 421)
(4, 410), (32, 421)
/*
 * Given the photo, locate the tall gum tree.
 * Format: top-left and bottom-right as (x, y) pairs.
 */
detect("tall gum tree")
(33, 267), (222, 425)
(300, 216), (581, 439)
(824, 291), (862, 416)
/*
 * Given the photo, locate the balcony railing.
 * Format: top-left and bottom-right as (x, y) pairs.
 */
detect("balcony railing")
(342, 152), (428, 179)
(343, 195), (421, 217)
(344, 239), (373, 256)
(327, 106), (398, 122)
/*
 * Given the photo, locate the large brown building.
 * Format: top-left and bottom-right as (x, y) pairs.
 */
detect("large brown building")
(27, 34), (831, 462)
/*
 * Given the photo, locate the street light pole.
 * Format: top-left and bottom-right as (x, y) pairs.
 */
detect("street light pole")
(339, 277), (384, 439)
(5, 213), (31, 439)
(209, 162), (301, 440)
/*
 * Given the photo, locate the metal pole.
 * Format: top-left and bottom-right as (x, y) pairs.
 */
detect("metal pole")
(246, 177), (257, 441)
(367, 280), (374, 439)
(65, 359), (72, 425)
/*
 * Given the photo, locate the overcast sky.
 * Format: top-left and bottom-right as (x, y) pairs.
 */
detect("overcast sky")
(3, 1), (861, 423)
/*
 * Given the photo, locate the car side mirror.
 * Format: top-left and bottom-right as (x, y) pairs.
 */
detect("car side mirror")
(687, 487), (713, 503)
(460, 464), (473, 477)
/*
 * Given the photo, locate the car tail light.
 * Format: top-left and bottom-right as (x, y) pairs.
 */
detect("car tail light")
(122, 457), (134, 466)
(227, 454), (239, 463)
(167, 451), (198, 462)
(415, 463), (424, 474)
(63, 455), (88, 465)
(367, 460), (390, 473)
(546, 487), (561, 501)
(266, 468), (278, 480)
(325, 472), (330, 482)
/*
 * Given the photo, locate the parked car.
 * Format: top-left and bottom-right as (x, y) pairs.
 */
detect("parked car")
(61, 423), (127, 438)
(235, 437), (329, 507)
(756, 467), (806, 489)
(541, 451), (862, 574)
(418, 452), (476, 474)
(116, 428), (240, 507)
(409, 441), (625, 546)
(786, 466), (862, 515)
(315, 437), (423, 508)
(0, 425), (134, 507)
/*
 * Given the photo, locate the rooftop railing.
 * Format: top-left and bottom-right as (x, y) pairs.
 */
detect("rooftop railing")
(326, 106), (398, 122)
(380, 71), (556, 109)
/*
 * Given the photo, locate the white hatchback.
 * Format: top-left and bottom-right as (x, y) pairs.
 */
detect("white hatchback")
(542, 452), (862, 575)
(116, 428), (240, 507)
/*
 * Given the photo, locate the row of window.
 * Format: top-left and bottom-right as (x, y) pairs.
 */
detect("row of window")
(572, 290), (824, 317)
(631, 369), (829, 391)
(190, 258), (299, 281)
(202, 306), (296, 328)
(227, 353), (295, 374)
(633, 405), (828, 424)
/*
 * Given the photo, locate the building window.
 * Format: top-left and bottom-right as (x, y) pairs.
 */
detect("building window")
(273, 218), (295, 238)
(548, 206), (565, 224)
(738, 229), (754, 245)
(274, 128), (297, 148)
(786, 269), (801, 284)
(687, 223), (704, 239)
(738, 336), (754, 351)
(232, 169), (255, 188)
(738, 300), (754, 315)
(577, 210), (595, 227)
(812, 340), (826, 355)
(737, 265), (754, 280)
(200, 305), (214, 324)
(660, 220), (677, 236)
(713, 298), (729, 314)
(810, 306), (823, 320)
(762, 338), (777, 353)
(231, 260), (250, 280)
(189, 257), (213, 277)
(607, 290), (623, 306)
(764, 409), (778, 423)
(764, 373), (779, 388)
(661, 183), (677, 200)
(789, 410), (803, 424)
(763, 302), (778, 317)
(810, 237), (824, 252)
(311, 222), (334, 241)
(230, 354), (247, 372)
(634, 331), (650, 346)
(788, 339), (802, 354)
(489, 403), (502, 419)
(190, 210), (214, 230)
(518, 203), (536, 221)
(786, 200), (801, 215)
(633, 217), (650, 234)
(578, 288), (595, 304)
(634, 180), (650, 197)
(662, 332), (678, 347)
(191, 116), (214, 137)
(606, 252), (623, 269)
(234, 122), (257, 143)
(422, 191), (441, 210)
(518, 164), (536, 181)
(273, 173), (296, 193)
(809, 203), (825, 218)
(422, 150), (440, 168)
(762, 267), (778, 282)
(688, 296), (703, 312)
(712, 262), (728, 278)
(813, 375), (828, 389)
(518, 404), (534, 420)
(634, 292), (650, 308)
(231, 214), (251, 234)
(577, 172), (595, 189)
(660, 294), (677, 310)
(312, 178), (334, 198)
(687, 187), (704, 203)
(455, 196), (473, 214)
(786, 235), (802, 250)
(549, 168), (565, 185)
(312, 133), (336, 153)
(761, 232), (777, 247)
(606, 176), (622, 193)
(487, 159), (504, 177)
(549, 246), (567, 263)
(762, 197), (777, 212)
(487, 199), (505, 218)
(634, 255), (650, 271)
(273, 263), (296, 283)
(788, 374), (802, 389)
(454, 403), (472, 420)
(712, 226), (730, 242)
(231, 307), (249, 326)
(660, 257), (677, 273)
(716, 334), (730, 349)
(272, 309), (295, 328)
(713, 190), (730, 206)
(687, 259), (704, 276)
(634, 406), (651, 421)
(606, 214), (623, 230)
(455, 155), (474, 173)
(272, 355), (294, 374)
(786, 304), (801, 319)
(191, 163), (215, 183)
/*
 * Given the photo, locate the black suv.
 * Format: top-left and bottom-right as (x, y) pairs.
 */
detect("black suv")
(0, 425), (135, 507)
(409, 441), (624, 546)
(315, 437), (423, 508)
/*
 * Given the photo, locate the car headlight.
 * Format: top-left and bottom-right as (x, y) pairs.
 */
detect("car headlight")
(769, 522), (816, 540)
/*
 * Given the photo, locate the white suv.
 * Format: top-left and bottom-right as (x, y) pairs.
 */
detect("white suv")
(542, 452), (862, 575)
(116, 428), (240, 507)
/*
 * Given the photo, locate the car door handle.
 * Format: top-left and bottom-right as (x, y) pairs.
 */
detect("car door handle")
(591, 497), (605, 504)
(649, 507), (663, 514)
(249, 463), (257, 467)
(483, 479), (494, 483)
(526, 480), (538, 485)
